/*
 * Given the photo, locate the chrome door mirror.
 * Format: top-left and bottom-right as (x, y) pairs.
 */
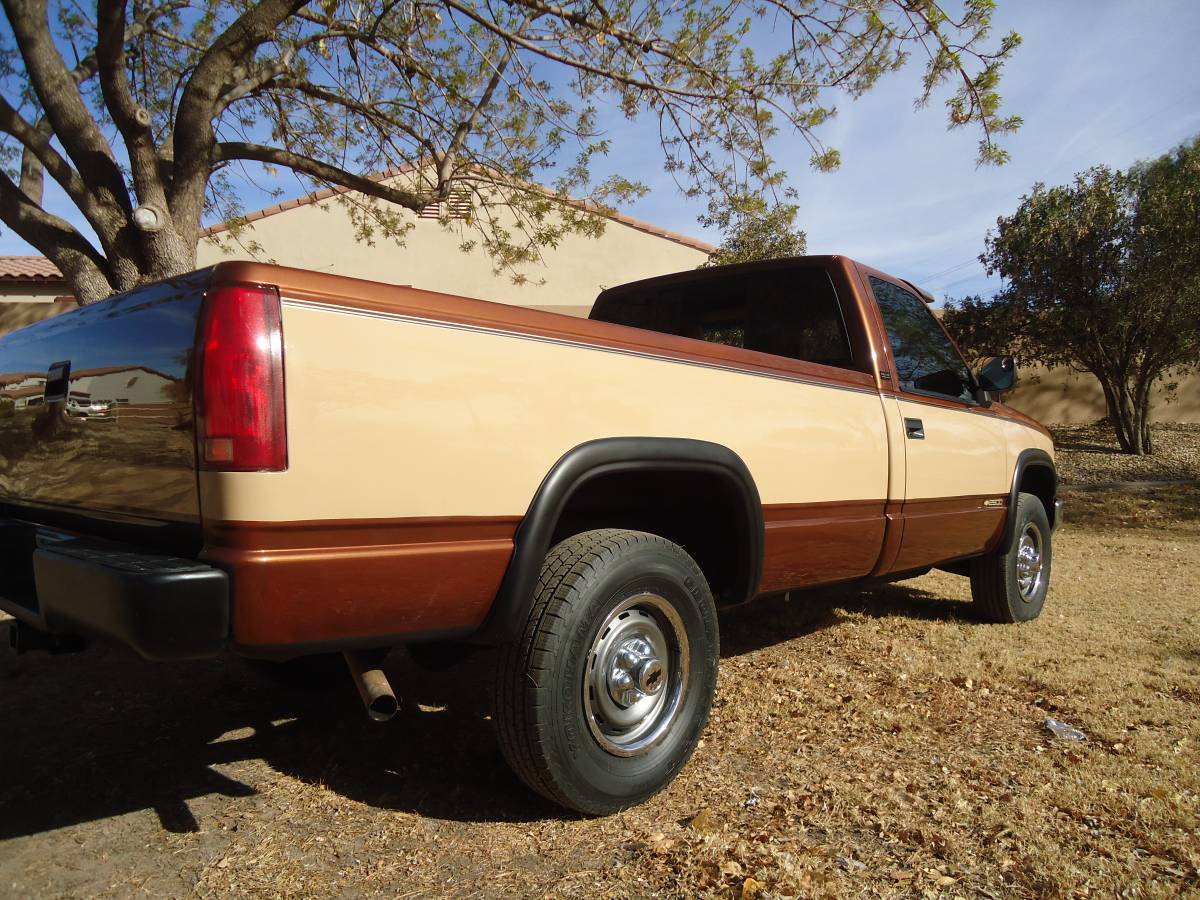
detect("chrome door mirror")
(976, 355), (1016, 392)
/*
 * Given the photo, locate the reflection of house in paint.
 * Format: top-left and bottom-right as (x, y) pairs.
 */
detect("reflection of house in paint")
(67, 366), (174, 406)
(0, 372), (47, 410)
(1, 366), (177, 414)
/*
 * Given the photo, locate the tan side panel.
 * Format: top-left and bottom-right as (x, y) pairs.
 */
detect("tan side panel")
(895, 399), (1009, 499)
(199, 301), (890, 521)
(1003, 415), (1055, 474)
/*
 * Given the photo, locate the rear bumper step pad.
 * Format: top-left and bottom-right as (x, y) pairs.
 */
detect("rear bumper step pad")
(0, 519), (228, 660)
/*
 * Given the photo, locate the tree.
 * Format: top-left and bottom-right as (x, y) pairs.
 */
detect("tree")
(943, 137), (1200, 455)
(701, 197), (806, 266)
(0, 0), (1021, 304)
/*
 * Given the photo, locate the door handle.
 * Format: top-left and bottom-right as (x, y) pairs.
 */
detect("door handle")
(904, 418), (925, 440)
(44, 360), (70, 403)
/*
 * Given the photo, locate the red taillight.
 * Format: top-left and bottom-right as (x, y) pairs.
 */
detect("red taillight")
(196, 283), (287, 471)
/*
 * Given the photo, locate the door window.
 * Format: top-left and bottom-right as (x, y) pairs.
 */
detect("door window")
(869, 277), (973, 402)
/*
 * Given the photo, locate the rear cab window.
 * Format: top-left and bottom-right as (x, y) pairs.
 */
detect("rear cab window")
(591, 263), (864, 375)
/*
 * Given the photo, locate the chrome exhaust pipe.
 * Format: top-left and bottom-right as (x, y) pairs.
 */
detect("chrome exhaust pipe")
(343, 650), (399, 722)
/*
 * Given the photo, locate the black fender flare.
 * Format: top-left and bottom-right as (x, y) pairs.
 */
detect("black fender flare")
(1002, 448), (1057, 552)
(475, 437), (764, 644)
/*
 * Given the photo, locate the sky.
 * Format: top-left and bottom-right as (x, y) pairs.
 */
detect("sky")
(612, 0), (1200, 303)
(2, 1), (1199, 306)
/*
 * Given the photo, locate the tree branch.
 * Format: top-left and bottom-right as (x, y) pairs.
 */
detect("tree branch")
(437, 0), (727, 101)
(10, 0), (182, 205)
(1, 0), (130, 211)
(258, 76), (441, 163)
(215, 53), (295, 114)
(96, 0), (162, 203)
(440, 48), (514, 186)
(0, 96), (94, 212)
(1, 0), (143, 289)
(213, 142), (434, 211)
(170, 0), (308, 235)
(0, 169), (113, 302)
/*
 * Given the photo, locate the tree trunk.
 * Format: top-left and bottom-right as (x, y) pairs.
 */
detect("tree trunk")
(68, 263), (119, 304)
(69, 224), (198, 304)
(1096, 370), (1153, 455)
(1132, 372), (1155, 455)
(1099, 378), (1120, 434)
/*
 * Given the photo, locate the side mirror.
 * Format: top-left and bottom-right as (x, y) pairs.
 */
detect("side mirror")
(976, 355), (1016, 392)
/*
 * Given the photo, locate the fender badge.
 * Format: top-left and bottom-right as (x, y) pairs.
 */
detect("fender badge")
(982, 498), (1005, 508)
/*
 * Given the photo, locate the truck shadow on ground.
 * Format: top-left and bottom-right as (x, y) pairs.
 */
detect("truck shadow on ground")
(0, 583), (975, 838)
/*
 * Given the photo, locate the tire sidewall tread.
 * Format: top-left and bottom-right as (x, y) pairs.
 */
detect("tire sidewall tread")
(494, 529), (718, 815)
(969, 492), (1052, 624)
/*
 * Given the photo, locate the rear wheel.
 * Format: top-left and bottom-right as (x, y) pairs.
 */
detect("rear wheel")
(494, 529), (718, 815)
(969, 492), (1052, 623)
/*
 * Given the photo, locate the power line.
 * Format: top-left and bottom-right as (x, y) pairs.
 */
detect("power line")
(918, 257), (978, 283)
(935, 270), (993, 294)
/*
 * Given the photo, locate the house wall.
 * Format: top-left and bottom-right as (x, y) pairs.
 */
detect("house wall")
(0, 283), (64, 303)
(1003, 364), (1200, 425)
(197, 197), (708, 312)
(0, 285), (75, 338)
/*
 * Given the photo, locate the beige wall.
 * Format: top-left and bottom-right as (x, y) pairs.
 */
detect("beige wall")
(0, 286), (75, 338)
(1004, 364), (1200, 425)
(198, 191), (706, 312)
(0, 282), (65, 304)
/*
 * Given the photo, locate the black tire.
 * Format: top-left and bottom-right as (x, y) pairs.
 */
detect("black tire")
(494, 529), (719, 815)
(969, 492), (1052, 623)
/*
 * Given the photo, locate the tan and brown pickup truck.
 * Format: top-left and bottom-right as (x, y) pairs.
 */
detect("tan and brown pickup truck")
(0, 255), (1060, 813)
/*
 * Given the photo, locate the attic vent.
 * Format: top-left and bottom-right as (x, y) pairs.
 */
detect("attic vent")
(418, 192), (472, 220)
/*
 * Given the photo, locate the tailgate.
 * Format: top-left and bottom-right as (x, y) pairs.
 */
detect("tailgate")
(0, 270), (210, 534)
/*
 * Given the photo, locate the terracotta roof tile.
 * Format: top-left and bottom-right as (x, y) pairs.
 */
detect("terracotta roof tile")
(0, 256), (63, 280)
(201, 164), (419, 238)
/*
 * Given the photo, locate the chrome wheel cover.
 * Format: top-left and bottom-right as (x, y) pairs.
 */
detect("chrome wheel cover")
(1015, 521), (1045, 601)
(583, 592), (689, 757)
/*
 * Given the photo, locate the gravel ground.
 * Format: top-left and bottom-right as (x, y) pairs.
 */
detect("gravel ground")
(1050, 422), (1200, 485)
(2, 495), (1198, 898)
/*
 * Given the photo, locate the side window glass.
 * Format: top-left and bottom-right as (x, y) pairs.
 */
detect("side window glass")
(648, 270), (854, 368)
(742, 274), (854, 368)
(869, 276), (972, 402)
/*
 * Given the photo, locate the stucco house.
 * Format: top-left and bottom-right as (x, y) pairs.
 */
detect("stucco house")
(195, 167), (713, 317)
(0, 257), (77, 336)
(0, 255), (65, 304)
(0, 365), (176, 421)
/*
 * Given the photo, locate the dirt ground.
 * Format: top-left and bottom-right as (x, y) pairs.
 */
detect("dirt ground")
(2, 489), (1198, 898)
(1052, 423), (1200, 485)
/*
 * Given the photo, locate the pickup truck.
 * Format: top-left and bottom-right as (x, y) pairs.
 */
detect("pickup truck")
(0, 255), (1060, 814)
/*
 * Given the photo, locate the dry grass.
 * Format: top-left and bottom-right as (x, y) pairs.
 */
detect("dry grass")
(2, 495), (1198, 898)
(1061, 484), (1200, 530)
